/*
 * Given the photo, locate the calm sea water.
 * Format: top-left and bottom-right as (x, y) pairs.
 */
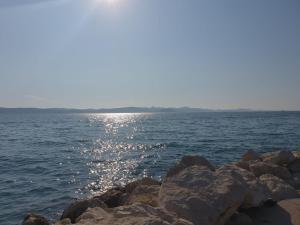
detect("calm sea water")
(1, 112), (300, 224)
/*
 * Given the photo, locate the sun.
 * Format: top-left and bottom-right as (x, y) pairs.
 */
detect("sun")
(94, 0), (120, 5)
(107, 0), (118, 4)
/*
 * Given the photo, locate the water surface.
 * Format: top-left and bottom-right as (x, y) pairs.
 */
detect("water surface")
(1, 112), (300, 224)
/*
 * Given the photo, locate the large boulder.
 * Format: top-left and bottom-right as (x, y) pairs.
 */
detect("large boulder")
(259, 174), (299, 201)
(241, 150), (261, 162)
(262, 151), (295, 166)
(234, 161), (251, 171)
(22, 213), (50, 225)
(226, 213), (252, 225)
(166, 155), (215, 178)
(245, 198), (300, 225)
(61, 197), (106, 223)
(288, 159), (300, 173)
(220, 165), (270, 208)
(159, 165), (248, 225)
(54, 219), (71, 225)
(125, 184), (160, 207)
(94, 187), (127, 208)
(293, 151), (300, 159)
(125, 177), (161, 194)
(288, 172), (300, 190)
(75, 203), (193, 225)
(249, 161), (292, 180)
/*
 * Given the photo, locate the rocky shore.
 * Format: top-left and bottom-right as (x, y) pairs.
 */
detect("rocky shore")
(22, 150), (300, 225)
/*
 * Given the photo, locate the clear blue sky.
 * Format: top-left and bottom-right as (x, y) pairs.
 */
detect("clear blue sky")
(0, 0), (299, 110)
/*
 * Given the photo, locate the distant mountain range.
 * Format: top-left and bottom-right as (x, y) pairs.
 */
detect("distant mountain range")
(0, 107), (255, 113)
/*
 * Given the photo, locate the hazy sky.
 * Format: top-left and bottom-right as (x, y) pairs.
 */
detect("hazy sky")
(0, 0), (299, 110)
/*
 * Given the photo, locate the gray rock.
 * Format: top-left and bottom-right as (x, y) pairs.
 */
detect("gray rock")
(262, 150), (295, 166)
(75, 203), (193, 225)
(242, 150), (261, 162)
(125, 177), (161, 194)
(245, 198), (300, 225)
(249, 161), (292, 180)
(166, 155), (215, 178)
(220, 165), (270, 208)
(288, 159), (300, 173)
(234, 161), (250, 171)
(259, 174), (299, 201)
(226, 213), (252, 225)
(61, 197), (106, 223)
(160, 165), (247, 225)
(95, 186), (127, 208)
(287, 172), (300, 189)
(293, 151), (300, 159)
(54, 218), (71, 225)
(22, 213), (50, 225)
(125, 184), (160, 207)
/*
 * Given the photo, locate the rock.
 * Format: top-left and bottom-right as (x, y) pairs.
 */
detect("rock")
(278, 198), (300, 225)
(125, 184), (160, 207)
(259, 174), (299, 201)
(54, 218), (71, 225)
(125, 177), (161, 194)
(293, 151), (300, 159)
(249, 161), (292, 180)
(220, 165), (270, 208)
(289, 159), (300, 173)
(242, 150), (261, 162)
(22, 213), (50, 225)
(226, 213), (252, 225)
(262, 150), (295, 166)
(287, 172), (300, 189)
(235, 161), (250, 171)
(159, 165), (247, 225)
(166, 155), (215, 178)
(95, 186), (127, 208)
(245, 198), (300, 225)
(61, 197), (106, 223)
(75, 203), (193, 225)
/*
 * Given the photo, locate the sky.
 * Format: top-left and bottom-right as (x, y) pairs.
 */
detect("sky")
(0, 0), (299, 110)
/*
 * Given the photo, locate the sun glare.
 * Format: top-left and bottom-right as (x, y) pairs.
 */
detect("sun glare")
(94, 0), (120, 6)
(107, 0), (118, 4)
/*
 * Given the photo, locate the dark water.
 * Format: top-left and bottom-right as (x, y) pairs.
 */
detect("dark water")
(1, 112), (300, 225)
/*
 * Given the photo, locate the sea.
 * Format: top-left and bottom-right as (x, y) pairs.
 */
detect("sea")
(1, 111), (300, 225)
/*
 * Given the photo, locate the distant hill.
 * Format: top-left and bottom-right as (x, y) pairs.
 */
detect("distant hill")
(0, 107), (255, 113)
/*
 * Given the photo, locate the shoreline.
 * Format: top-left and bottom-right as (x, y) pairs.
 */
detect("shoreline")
(23, 150), (300, 225)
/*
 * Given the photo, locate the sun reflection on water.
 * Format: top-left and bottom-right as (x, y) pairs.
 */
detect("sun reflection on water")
(79, 113), (163, 195)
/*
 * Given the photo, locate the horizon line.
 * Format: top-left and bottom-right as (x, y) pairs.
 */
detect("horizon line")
(0, 106), (300, 112)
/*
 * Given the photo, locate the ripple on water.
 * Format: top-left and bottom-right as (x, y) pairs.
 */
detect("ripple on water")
(1, 112), (300, 225)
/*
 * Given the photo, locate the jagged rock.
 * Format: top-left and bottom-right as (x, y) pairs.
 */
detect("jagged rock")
(278, 198), (300, 225)
(245, 198), (300, 225)
(54, 218), (71, 225)
(166, 155), (215, 178)
(22, 213), (50, 225)
(75, 203), (193, 225)
(242, 150), (261, 162)
(159, 165), (247, 225)
(262, 150), (295, 166)
(220, 165), (270, 208)
(61, 197), (106, 223)
(249, 161), (291, 180)
(226, 212), (252, 225)
(259, 174), (299, 201)
(125, 177), (161, 194)
(293, 151), (300, 159)
(95, 186), (127, 208)
(235, 161), (250, 171)
(288, 159), (300, 173)
(287, 172), (300, 189)
(125, 184), (160, 207)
